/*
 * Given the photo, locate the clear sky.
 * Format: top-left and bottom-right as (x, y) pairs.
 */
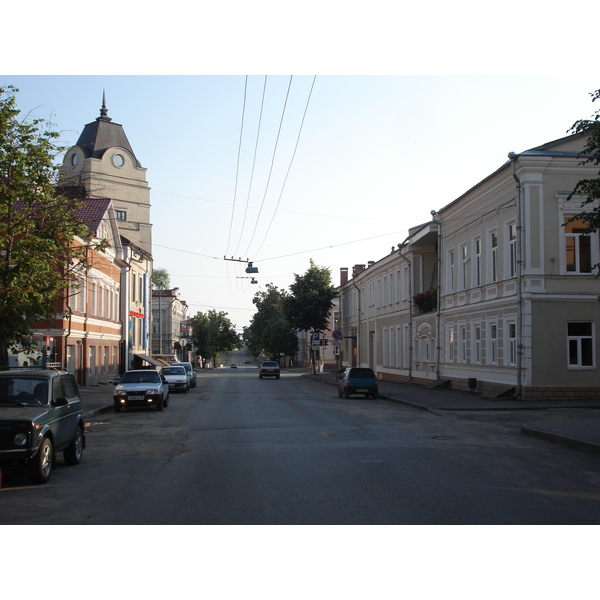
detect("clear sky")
(4, 74), (598, 332)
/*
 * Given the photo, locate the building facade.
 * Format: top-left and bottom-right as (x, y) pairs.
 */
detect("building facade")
(151, 288), (189, 360)
(337, 133), (600, 399)
(24, 199), (125, 386)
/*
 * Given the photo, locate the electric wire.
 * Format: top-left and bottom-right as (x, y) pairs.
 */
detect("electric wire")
(240, 76), (293, 258)
(224, 76), (248, 257)
(250, 75), (316, 260)
(232, 76), (268, 258)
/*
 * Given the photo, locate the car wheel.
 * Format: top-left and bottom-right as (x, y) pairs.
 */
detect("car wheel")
(114, 401), (122, 413)
(164, 393), (169, 407)
(156, 397), (164, 411)
(372, 393), (378, 399)
(276, 375), (280, 379)
(338, 390), (343, 397)
(29, 436), (53, 484)
(64, 426), (84, 465)
(344, 391), (350, 399)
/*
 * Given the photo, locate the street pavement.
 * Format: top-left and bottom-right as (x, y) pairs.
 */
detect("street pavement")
(79, 368), (600, 456)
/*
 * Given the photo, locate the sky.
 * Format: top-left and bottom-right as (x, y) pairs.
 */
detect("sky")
(3, 74), (599, 334)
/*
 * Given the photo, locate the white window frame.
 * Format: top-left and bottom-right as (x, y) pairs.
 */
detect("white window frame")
(489, 229), (498, 283)
(447, 249), (455, 293)
(460, 244), (468, 291)
(487, 322), (498, 365)
(567, 321), (595, 369)
(472, 323), (481, 365)
(473, 237), (482, 287)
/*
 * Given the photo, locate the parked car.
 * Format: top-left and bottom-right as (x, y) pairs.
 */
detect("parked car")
(113, 369), (169, 412)
(0, 368), (85, 484)
(259, 361), (280, 379)
(162, 365), (189, 393)
(337, 367), (378, 399)
(176, 361), (196, 387)
(230, 363), (238, 369)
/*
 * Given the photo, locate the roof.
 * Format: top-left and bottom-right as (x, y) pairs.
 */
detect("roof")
(72, 198), (113, 234)
(74, 93), (141, 167)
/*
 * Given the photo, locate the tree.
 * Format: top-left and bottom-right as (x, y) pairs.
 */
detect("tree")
(567, 88), (600, 234)
(246, 284), (297, 362)
(284, 260), (338, 372)
(285, 259), (338, 333)
(152, 267), (170, 290)
(191, 309), (240, 367)
(0, 86), (105, 367)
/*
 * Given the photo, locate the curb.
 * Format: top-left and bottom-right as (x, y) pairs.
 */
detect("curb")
(521, 424), (600, 455)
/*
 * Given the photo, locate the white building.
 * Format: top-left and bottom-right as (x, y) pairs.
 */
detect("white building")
(337, 133), (600, 400)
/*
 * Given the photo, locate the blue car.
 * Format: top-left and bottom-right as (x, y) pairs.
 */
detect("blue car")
(337, 367), (378, 399)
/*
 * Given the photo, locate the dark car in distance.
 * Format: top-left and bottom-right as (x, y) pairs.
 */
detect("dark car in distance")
(259, 361), (280, 379)
(337, 367), (378, 399)
(0, 368), (86, 484)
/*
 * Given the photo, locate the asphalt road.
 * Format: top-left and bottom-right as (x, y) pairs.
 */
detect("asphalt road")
(2, 366), (600, 524)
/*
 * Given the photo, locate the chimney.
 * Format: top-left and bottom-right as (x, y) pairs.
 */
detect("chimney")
(353, 264), (366, 277)
(367, 261), (375, 268)
(340, 267), (349, 286)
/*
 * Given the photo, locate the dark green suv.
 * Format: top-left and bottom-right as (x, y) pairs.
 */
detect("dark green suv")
(0, 368), (85, 484)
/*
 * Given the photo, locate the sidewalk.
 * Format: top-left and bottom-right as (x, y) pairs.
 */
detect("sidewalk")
(303, 370), (600, 455)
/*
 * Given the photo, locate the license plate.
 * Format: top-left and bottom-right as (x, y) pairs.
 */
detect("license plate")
(129, 395), (144, 400)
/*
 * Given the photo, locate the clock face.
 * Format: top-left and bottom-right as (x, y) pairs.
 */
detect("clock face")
(71, 153), (78, 166)
(112, 153), (125, 167)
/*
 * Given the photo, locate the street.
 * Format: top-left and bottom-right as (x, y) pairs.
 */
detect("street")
(1, 366), (600, 525)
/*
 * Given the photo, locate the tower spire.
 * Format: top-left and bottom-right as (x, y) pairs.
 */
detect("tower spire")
(98, 90), (112, 122)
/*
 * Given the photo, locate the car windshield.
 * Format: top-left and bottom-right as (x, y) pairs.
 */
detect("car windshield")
(163, 367), (185, 376)
(349, 368), (375, 378)
(179, 363), (191, 372)
(0, 377), (49, 406)
(262, 362), (278, 367)
(120, 371), (160, 384)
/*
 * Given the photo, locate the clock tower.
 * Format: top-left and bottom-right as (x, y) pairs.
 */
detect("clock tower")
(60, 93), (152, 255)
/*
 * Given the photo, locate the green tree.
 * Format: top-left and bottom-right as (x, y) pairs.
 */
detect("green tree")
(246, 284), (297, 362)
(285, 260), (338, 372)
(567, 88), (600, 234)
(152, 267), (170, 289)
(0, 86), (106, 367)
(191, 309), (240, 367)
(285, 259), (338, 332)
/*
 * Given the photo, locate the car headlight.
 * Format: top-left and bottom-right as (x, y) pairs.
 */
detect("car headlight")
(146, 389), (158, 395)
(116, 390), (127, 396)
(14, 432), (28, 447)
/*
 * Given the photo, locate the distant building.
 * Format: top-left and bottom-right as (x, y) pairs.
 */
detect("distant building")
(59, 93), (152, 256)
(151, 288), (189, 360)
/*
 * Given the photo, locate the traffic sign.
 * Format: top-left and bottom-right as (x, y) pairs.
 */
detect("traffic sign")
(332, 330), (342, 340)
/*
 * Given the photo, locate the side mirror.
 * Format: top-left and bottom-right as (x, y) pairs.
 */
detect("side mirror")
(53, 396), (69, 407)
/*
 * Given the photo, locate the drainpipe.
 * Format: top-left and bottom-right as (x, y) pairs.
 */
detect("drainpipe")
(431, 211), (442, 380)
(351, 278), (361, 367)
(397, 238), (413, 382)
(508, 152), (523, 398)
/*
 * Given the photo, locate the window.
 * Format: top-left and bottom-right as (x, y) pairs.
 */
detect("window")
(472, 325), (481, 364)
(115, 209), (127, 221)
(564, 218), (592, 273)
(567, 322), (594, 368)
(402, 266), (409, 301)
(446, 326), (455, 363)
(104, 347), (109, 373)
(488, 323), (498, 365)
(447, 250), (455, 293)
(490, 231), (498, 283)
(459, 325), (467, 363)
(89, 346), (96, 376)
(508, 223), (517, 278)
(508, 322), (517, 366)
(90, 283), (96, 315)
(474, 238), (481, 287)
(460, 245), (468, 290)
(389, 272), (394, 305)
